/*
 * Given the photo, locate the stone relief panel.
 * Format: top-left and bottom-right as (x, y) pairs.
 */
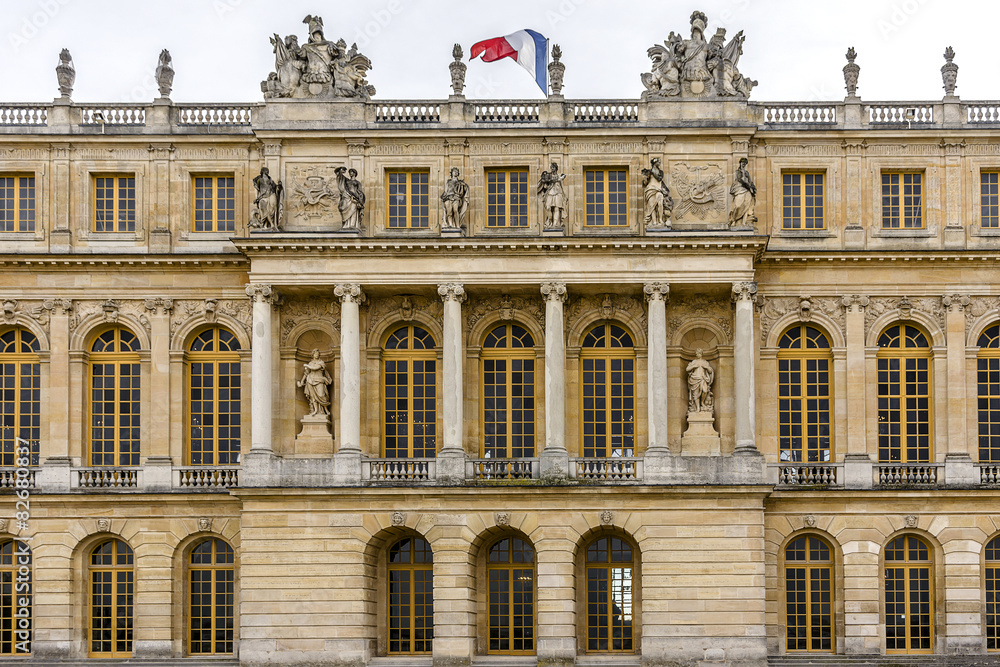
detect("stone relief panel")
(568, 294), (647, 339)
(863, 296), (946, 338)
(757, 295), (845, 345)
(1, 299), (52, 331)
(366, 295), (443, 338)
(286, 164), (341, 224)
(466, 295), (545, 334)
(280, 297), (341, 346)
(70, 300), (151, 336)
(670, 162), (727, 222)
(667, 295), (733, 344)
(169, 299), (252, 340)
(965, 296), (1000, 337)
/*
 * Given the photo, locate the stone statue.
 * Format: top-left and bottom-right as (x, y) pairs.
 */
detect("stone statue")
(250, 167), (283, 231)
(686, 349), (715, 415)
(641, 10), (755, 99)
(538, 162), (567, 229)
(262, 15), (374, 100)
(843, 47), (860, 97)
(449, 44), (466, 96)
(56, 49), (75, 99)
(297, 349), (332, 417)
(942, 46), (958, 96)
(642, 158), (673, 228)
(155, 49), (174, 98)
(441, 167), (469, 231)
(728, 157), (757, 228)
(334, 166), (365, 231)
(548, 44), (565, 96)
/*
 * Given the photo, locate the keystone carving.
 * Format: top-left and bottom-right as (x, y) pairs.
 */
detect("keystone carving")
(600, 510), (615, 525)
(495, 512), (511, 527)
(391, 511), (406, 527)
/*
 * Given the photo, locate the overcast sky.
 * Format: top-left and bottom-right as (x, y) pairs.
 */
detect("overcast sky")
(1, 0), (994, 103)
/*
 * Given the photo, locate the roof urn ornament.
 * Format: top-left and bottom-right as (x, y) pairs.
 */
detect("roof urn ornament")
(56, 48), (75, 99)
(843, 47), (860, 97)
(449, 43), (466, 96)
(941, 46), (958, 96)
(155, 49), (174, 98)
(548, 44), (565, 96)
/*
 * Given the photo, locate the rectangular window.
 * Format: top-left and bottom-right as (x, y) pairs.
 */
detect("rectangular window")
(585, 169), (627, 226)
(0, 175), (35, 232)
(782, 172), (825, 229)
(387, 171), (429, 229)
(486, 169), (529, 227)
(983, 171), (1000, 229)
(192, 175), (235, 232)
(881, 172), (923, 229)
(94, 175), (136, 232)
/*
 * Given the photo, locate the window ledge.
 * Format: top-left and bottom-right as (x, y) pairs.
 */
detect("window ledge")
(81, 232), (143, 242)
(870, 227), (935, 238)
(771, 229), (837, 239)
(180, 231), (237, 241)
(574, 228), (638, 236)
(370, 658), (433, 667)
(971, 226), (1000, 237)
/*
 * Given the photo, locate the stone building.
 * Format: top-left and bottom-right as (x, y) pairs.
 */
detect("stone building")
(2, 10), (1000, 667)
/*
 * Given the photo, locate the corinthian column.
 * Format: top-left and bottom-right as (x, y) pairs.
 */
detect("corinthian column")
(437, 283), (467, 483)
(246, 284), (277, 452)
(644, 283), (670, 453)
(334, 284), (366, 453)
(540, 283), (567, 457)
(732, 282), (758, 454)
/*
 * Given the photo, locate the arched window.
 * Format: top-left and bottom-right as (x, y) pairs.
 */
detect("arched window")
(487, 537), (534, 654)
(877, 325), (931, 463)
(884, 535), (932, 653)
(986, 536), (1000, 650)
(90, 328), (140, 467)
(89, 539), (133, 658)
(585, 536), (634, 653)
(784, 534), (833, 652)
(778, 325), (832, 462)
(383, 326), (436, 458)
(189, 538), (235, 655)
(188, 328), (241, 465)
(581, 324), (635, 458)
(0, 329), (39, 467)
(978, 325), (1000, 462)
(0, 540), (30, 655)
(387, 537), (433, 655)
(482, 325), (536, 458)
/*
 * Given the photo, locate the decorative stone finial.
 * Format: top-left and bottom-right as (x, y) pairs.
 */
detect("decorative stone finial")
(449, 43), (466, 96)
(56, 48), (75, 99)
(843, 47), (860, 97)
(548, 44), (565, 96)
(941, 46), (958, 96)
(155, 49), (174, 98)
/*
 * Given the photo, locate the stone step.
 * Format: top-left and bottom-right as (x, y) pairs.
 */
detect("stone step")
(0, 661), (239, 666)
(769, 656), (1000, 667)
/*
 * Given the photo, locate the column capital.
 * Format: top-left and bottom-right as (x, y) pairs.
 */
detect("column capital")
(42, 298), (73, 315)
(334, 283), (366, 305)
(942, 293), (971, 312)
(643, 282), (670, 302)
(731, 281), (758, 302)
(245, 283), (278, 304)
(540, 282), (567, 303)
(143, 297), (174, 315)
(841, 294), (870, 312)
(438, 283), (467, 303)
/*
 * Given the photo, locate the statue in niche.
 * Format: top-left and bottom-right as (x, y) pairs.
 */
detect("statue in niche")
(686, 349), (715, 415)
(537, 162), (567, 229)
(297, 349), (332, 417)
(441, 167), (469, 231)
(728, 157), (757, 228)
(334, 166), (365, 230)
(250, 167), (282, 231)
(642, 158), (673, 228)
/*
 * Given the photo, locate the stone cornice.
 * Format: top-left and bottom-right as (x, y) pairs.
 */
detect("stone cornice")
(0, 255), (248, 269)
(759, 251), (1000, 264)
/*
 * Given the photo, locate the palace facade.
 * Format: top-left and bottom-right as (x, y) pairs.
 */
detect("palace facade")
(3, 11), (1000, 667)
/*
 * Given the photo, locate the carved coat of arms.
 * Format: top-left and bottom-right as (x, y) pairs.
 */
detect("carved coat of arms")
(671, 163), (727, 220)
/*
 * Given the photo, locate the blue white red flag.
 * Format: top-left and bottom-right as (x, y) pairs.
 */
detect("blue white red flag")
(470, 29), (548, 94)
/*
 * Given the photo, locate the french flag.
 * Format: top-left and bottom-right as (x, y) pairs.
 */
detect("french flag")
(470, 29), (549, 95)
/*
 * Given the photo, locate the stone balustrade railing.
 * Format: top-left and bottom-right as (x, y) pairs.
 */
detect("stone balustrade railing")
(3, 98), (1000, 133)
(75, 467), (140, 489)
(0, 468), (36, 489)
(362, 458), (436, 483)
(874, 463), (942, 487)
(467, 458), (538, 481)
(175, 466), (240, 489)
(774, 463), (841, 486)
(571, 457), (642, 482)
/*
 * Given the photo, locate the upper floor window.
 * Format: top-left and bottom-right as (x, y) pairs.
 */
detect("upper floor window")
(881, 172), (923, 229)
(387, 171), (429, 229)
(778, 325), (832, 463)
(585, 169), (627, 227)
(383, 326), (436, 458)
(486, 169), (529, 228)
(978, 324), (1000, 462)
(784, 535), (833, 652)
(0, 329), (40, 467)
(877, 325), (931, 463)
(189, 538), (235, 656)
(188, 328), (241, 466)
(581, 324), (634, 457)
(782, 172), (825, 230)
(983, 171), (1000, 228)
(90, 328), (140, 467)
(884, 535), (932, 653)
(482, 324), (535, 458)
(0, 175), (34, 233)
(94, 175), (136, 233)
(193, 175), (235, 233)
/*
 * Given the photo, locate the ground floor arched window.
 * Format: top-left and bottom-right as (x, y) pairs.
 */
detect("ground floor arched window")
(487, 536), (534, 654)
(387, 537), (433, 655)
(89, 539), (133, 658)
(885, 535), (932, 653)
(189, 538), (235, 655)
(585, 536), (634, 652)
(784, 534), (833, 652)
